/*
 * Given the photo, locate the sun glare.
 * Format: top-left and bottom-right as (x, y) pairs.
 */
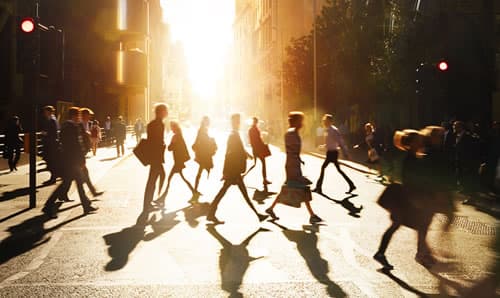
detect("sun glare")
(161, 0), (235, 100)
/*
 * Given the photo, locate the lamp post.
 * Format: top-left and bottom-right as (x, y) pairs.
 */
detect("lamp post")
(312, 0), (317, 122)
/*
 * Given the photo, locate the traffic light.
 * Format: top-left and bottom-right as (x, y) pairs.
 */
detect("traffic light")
(437, 60), (448, 72)
(20, 17), (36, 33)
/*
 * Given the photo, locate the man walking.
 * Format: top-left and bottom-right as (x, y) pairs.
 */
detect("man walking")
(43, 107), (98, 218)
(313, 114), (356, 194)
(115, 116), (127, 157)
(41, 105), (59, 184)
(134, 118), (144, 145)
(143, 104), (168, 211)
(207, 113), (268, 224)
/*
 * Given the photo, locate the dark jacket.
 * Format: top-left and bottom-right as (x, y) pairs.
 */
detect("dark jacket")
(146, 119), (165, 165)
(60, 120), (86, 166)
(223, 130), (247, 180)
(168, 133), (190, 165)
(115, 121), (127, 142)
(192, 127), (217, 170)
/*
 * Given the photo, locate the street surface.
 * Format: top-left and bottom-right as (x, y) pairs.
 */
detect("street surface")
(0, 130), (497, 297)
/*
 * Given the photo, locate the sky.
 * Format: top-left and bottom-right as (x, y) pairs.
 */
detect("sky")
(160, 0), (235, 99)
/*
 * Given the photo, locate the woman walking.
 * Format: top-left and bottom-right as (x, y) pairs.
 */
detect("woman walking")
(192, 116), (217, 194)
(90, 120), (102, 156)
(4, 116), (23, 172)
(265, 112), (322, 224)
(248, 117), (271, 186)
(155, 121), (195, 207)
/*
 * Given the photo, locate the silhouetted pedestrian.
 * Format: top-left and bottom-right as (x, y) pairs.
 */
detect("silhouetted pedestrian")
(206, 113), (268, 224)
(143, 104), (168, 211)
(79, 108), (103, 197)
(134, 118), (144, 144)
(4, 116), (23, 172)
(154, 121), (196, 207)
(248, 116), (271, 187)
(104, 116), (112, 145)
(265, 112), (322, 224)
(313, 114), (356, 195)
(41, 106), (59, 184)
(192, 116), (217, 193)
(90, 120), (101, 156)
(43, 107), (98, 218)
(115, 116), (127, 157)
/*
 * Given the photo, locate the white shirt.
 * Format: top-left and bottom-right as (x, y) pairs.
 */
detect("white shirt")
(324, 125), (347, 152)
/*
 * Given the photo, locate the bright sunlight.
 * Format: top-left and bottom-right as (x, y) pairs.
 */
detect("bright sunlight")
(161, 0), (235, 100)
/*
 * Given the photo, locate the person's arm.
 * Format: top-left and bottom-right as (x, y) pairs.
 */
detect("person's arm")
(337, 130), (350, 159)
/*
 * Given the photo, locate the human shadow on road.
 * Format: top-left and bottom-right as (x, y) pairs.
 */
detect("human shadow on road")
(251, 188), (277, 205)
(0, 203), (85, 266)
(183, 202), (210, 228)
(103, 208), (182, 271)
(271, 221), (347, 298)
(207, 225), (268, 298)
(0, 183), (55, 202)
(378, 268), (438, 298)
(318, 193), (363, 218)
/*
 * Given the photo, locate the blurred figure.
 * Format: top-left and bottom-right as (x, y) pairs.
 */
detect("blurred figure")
(90, 120), (101, 156)
(143, 104), (168, 211)
(154, 121), (196, 207)
(79, 108), (102, 197)
(453, 121), (478, 200)
(192, 116), (217, 193)
(41, 106), (59, 184)
(364, 122), (385, 179)
(248, 116), (271, 186)
(115, 116), (127, 157)
(313, 114), (356, 195)
(43, 107), (98, 218)
(206, 113), (268, 224)
(265, 112), (322, 224)
(374, 129), (445, 270)
(134, 118), (144, 144)
(104, 116), (112, 145)
(481, 121), (500, 194)
(4, 116), (23, 172)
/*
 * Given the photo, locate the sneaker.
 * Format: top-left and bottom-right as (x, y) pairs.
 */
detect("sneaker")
(309, 214), (323, 224)
(265, 208), (279, 220)
(92, 191), (105, 197)
(373, 252), (394, 270)
(257, 214), (269, 222)
(83, 205), (99, 214)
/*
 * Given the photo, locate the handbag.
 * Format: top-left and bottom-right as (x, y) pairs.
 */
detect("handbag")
(133, 138), (151, 166)
(368, 148), (380, 162)
(262, 144), (271, 158)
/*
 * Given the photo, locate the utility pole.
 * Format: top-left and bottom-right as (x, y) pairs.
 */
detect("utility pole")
(29, 0), (41, 208)
(312, 0), (318, 122)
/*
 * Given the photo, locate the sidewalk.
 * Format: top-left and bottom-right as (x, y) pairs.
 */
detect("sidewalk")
(0, 135), (136, 233)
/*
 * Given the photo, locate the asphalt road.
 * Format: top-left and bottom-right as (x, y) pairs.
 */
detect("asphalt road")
(0, 129), (497, 297)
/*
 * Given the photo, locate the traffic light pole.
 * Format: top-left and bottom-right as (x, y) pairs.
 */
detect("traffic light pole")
(29, 0), (41, 208)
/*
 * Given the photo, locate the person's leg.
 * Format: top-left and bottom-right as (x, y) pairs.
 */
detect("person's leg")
(314, 156), (330, 192)
(376, 222), (400, 255)
(156, 168), (175, 204)
(236, 178), (260, 216)
(304, 201), (315, 216)
(74, 168), (93, 211)
(143, 165), (161, 210)
(332, 151), (356, 191)
(260, 157), (269, 184)
(180, 171), (195, 193)
(116, 141), (120, 156)
(81, 165), (99, 195)
(13, 147), (21, 169)
(194, 166), (203, 191)
(207, 181), (231, 220)
(7, 148), (14, 171)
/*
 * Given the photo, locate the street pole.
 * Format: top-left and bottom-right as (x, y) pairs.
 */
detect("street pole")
(312, 0), (317, 122)
(29, 0), (41, 208)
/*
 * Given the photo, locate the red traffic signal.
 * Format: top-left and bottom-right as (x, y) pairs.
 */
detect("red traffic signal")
(437, 61), (448, 72)
(20, 18), (35, 33)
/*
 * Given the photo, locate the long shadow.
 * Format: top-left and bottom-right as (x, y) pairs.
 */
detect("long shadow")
(379, 268), (441, 298)
(318, 193), (363, 218)
(183, 202), (210, 228)
(0, 183), (55, 202)
(100, 157), (119, 162)
(251, 188), (277, 205)
(271, 221), (347, 298)
(207, 225), (268, 298)
(103, 207), (183, 271)
(0, 207), (31, 224)
(0, 203), (85, 265)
